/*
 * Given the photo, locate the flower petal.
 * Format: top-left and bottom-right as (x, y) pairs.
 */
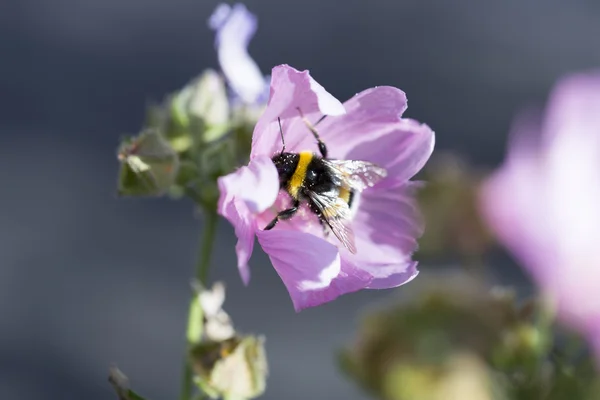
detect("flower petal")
(543, 72), (600, 149)
(199, 281), (226, 316)
(303, 87), (435, 186)
(367, 262), (419, 289)
(217, 195), (254, 285)
(538, 74), (600, 335)
(346, 182), (424, 288)
(221, 155), (279, 214)
(316, 86), (408, 156)
(209, 4), (265, 104)
(350, 119), (435, 187)
(479, 141), (552, 285)
(251, 65), (346, 158)
(217, 156), (279, 284)
(257, 229), (348, 311)
(479, 71), (600, 352)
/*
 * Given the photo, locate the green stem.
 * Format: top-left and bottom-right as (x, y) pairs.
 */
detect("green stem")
(180, 211), (219, 400)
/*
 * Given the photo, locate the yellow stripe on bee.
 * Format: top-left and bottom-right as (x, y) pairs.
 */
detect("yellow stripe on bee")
(338, 187), (351, 204)
(288, 151), (313, 199)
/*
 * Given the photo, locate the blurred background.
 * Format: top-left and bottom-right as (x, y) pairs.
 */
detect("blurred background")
(2, 0), (599, 399)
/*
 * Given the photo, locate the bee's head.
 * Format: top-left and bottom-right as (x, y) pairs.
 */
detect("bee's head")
(271, 152), (297, 185)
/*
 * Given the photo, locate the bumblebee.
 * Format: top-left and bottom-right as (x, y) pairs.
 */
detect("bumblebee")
(264, 109), (387, 254)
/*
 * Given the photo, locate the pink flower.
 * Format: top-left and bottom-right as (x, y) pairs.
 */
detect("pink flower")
(480, 72), (600, 355)
(218, 64), (435, 311)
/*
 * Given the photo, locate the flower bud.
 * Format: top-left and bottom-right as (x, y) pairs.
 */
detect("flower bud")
(171, 70), (230, 146)
(117, 129), (179, 196)
(190, 335), (268, 400)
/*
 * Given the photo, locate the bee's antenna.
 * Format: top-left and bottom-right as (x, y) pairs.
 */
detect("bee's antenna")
(297, 107), (328, 158)
(278, 117), (286, 154)
(314, 114), (328, 127)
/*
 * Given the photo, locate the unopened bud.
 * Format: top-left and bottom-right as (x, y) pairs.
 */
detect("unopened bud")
(191, 335), (268, 400)
(117, 129), (179, 197)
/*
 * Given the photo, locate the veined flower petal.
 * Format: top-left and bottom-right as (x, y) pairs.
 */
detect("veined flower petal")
(209, 3), (265, 104)
(257, 229), (344, 311)
(354, 182), (425, 258)
(219, 155), (279, 214)
(347, 118), (435, 187)
(218, 196), (254, 285)
(346, 182), (424, 288)
(305, 87), (435, 186)
(217, 156), (279, 284)
(251, 64), (346, 158)
(317, 86), (409, 156)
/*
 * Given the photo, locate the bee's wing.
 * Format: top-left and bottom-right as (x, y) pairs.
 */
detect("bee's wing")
(324, 159), (387, 191)
(307, 190), (357, 254)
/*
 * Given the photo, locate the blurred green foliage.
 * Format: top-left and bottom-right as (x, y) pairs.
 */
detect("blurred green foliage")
(417, 152), (493, 265)
(116, 70), (259, 212)
(340, 272), (600, 400)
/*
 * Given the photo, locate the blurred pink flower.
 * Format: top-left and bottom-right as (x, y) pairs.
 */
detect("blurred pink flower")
(208, 3), (268, 105)
(480, 72), (600, 355)
(218, 64), (435, 311)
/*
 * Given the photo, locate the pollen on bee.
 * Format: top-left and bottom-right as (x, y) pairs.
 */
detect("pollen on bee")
(339, 187), (351, 203)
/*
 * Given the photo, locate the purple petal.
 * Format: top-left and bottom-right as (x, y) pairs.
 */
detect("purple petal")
(479, 71), (600, 351)
(345, 182), (424, 288)
(311, 87), (434, 186)
(208, 3), (265, 104)
(221, 155), (279, 214)
(217, 195), (254, 285)
(543, 72), (600, 148)
(479, 145), (551, 284)
(208, 4), (232, 31)
(316, 86), (408, 156)
(257, 229), (345, 311)
(480, 73), (600, 287)
(366, 262), (419, 290)
(251, 65), (346, 158)
(348, 120), (434, 187)
(217, 156), (279, 284)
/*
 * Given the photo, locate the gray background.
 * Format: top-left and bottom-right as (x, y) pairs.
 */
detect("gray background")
(1, 0), (599, 399)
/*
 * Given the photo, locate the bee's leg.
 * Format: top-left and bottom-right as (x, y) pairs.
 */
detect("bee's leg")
(297, 107), (328, 158)
(264, 199), (300, 230)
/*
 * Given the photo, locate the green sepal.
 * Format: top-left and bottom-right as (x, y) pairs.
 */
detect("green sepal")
(117, 129), (180, 197)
